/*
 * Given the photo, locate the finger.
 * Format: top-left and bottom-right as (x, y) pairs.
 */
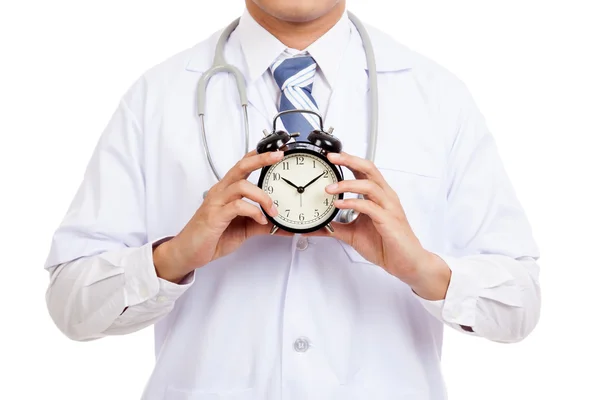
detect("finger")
(221, 151), (284, 187)
(219, 180), (278, 217)
(221, 199), (268, 225)
(202, 151), (260, 199)
(242, 149), (258, 159)
(334, 198), (386, 224)
(327, 152), (388, 189)
(325, 179), (392, 209)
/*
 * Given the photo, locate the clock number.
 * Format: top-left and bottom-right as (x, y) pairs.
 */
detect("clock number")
(313, 160), (316, 168)
(296, 156), (304, 165)
(274, 200), (279, 207)
(324, 198), (329, 206)
(314, 209), (320, 217)
(323, 171), (329, 178)
(282, 162), (290, 170)
(299, 213), (305, 221)
(273, 173), (281, 181)
(285, 209), (290, 217)
(266, 186), (274, 194)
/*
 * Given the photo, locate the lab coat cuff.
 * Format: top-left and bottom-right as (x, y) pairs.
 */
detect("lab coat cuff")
(123, 237), (196, 307)
(156, 271), (196, 299)
(123, 241), (162, 307)
(414, 254), (479, 334)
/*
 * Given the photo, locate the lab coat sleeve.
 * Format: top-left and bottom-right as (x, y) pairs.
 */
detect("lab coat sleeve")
(44, 91), (193, 341)
(414, 83), (541, 343)
(46, 244), (194, 341)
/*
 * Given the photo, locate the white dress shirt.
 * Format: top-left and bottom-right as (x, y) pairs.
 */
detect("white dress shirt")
(45, 8), (541, 399)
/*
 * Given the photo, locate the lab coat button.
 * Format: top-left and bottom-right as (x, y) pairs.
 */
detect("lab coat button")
(294, 337), (310, 352)
(296, 237), (309, 251)
(157, 296), (168, 303)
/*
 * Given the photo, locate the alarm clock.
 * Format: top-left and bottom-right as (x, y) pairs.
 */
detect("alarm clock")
(256, 110), (344, 234)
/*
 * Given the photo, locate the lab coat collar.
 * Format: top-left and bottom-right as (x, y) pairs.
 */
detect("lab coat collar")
(185, 12), (415, 75)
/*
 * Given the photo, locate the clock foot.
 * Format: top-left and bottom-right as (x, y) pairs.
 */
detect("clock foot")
(270, 225), (279, 235)
(325, 224), (335, 234)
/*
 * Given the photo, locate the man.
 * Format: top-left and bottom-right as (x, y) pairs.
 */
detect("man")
(45, 0), (541, 398)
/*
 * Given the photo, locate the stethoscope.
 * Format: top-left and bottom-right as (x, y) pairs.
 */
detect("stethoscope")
(197, 11), (379, 225)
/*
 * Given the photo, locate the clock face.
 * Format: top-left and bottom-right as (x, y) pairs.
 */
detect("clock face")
(258, 150), (342, 233)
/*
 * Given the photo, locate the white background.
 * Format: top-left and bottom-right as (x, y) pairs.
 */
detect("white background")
(1, 0), (599, 399)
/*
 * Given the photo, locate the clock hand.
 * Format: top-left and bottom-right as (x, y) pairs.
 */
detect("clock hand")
(282, 177), (306, 194)
(302, 172), (326, 189)
(281, 177), (300, 190)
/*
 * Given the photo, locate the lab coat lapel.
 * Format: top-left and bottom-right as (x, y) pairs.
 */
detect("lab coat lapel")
(325, 22), (417, 161)
(254, 79), (278, 128)
(325, 46), (370, 161)
(245, 75), (275, 126)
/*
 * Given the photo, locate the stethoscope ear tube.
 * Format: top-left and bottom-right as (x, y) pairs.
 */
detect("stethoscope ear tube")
(338, 12), (379, 225)
(198, 18), (250, 184)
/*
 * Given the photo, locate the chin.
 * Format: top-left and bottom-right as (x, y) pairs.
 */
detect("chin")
(252, 0), (341, 23)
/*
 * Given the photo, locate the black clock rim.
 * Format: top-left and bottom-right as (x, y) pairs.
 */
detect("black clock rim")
(257, 148), (345, 234)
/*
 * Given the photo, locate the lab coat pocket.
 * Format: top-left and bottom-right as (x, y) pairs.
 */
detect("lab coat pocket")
(378, 166), (441, 213)
(339, 167), (443, 259)
(164, 387), (254, 400)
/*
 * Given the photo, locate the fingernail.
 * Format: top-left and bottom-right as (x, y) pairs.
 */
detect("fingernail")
(270, 204), (278, 216)
(326, 183), (338, 192)
(271, 151), (284, 159)
(334, 199), (344, 206)
(261, 216), (268, 225)
(328, 153), (340, 160)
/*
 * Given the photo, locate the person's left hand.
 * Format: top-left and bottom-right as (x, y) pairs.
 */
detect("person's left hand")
(310, 152), (450, 300)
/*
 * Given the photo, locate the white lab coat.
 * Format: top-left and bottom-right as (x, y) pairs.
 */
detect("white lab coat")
(45, 15), (540, 400)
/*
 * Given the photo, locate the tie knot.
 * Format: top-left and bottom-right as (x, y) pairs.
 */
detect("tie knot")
(271, 56), (317, 92)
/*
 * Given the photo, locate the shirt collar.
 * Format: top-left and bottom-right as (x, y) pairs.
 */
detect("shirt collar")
(238, 8), (351, 87)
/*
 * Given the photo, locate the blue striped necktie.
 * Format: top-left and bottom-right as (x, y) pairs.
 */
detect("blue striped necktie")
(270, 56), (321, 141)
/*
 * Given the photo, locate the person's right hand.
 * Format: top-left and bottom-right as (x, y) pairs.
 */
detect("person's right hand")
(153, 150), (285, 282)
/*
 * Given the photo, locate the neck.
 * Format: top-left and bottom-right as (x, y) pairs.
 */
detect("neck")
(245, 1), (346, 50)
